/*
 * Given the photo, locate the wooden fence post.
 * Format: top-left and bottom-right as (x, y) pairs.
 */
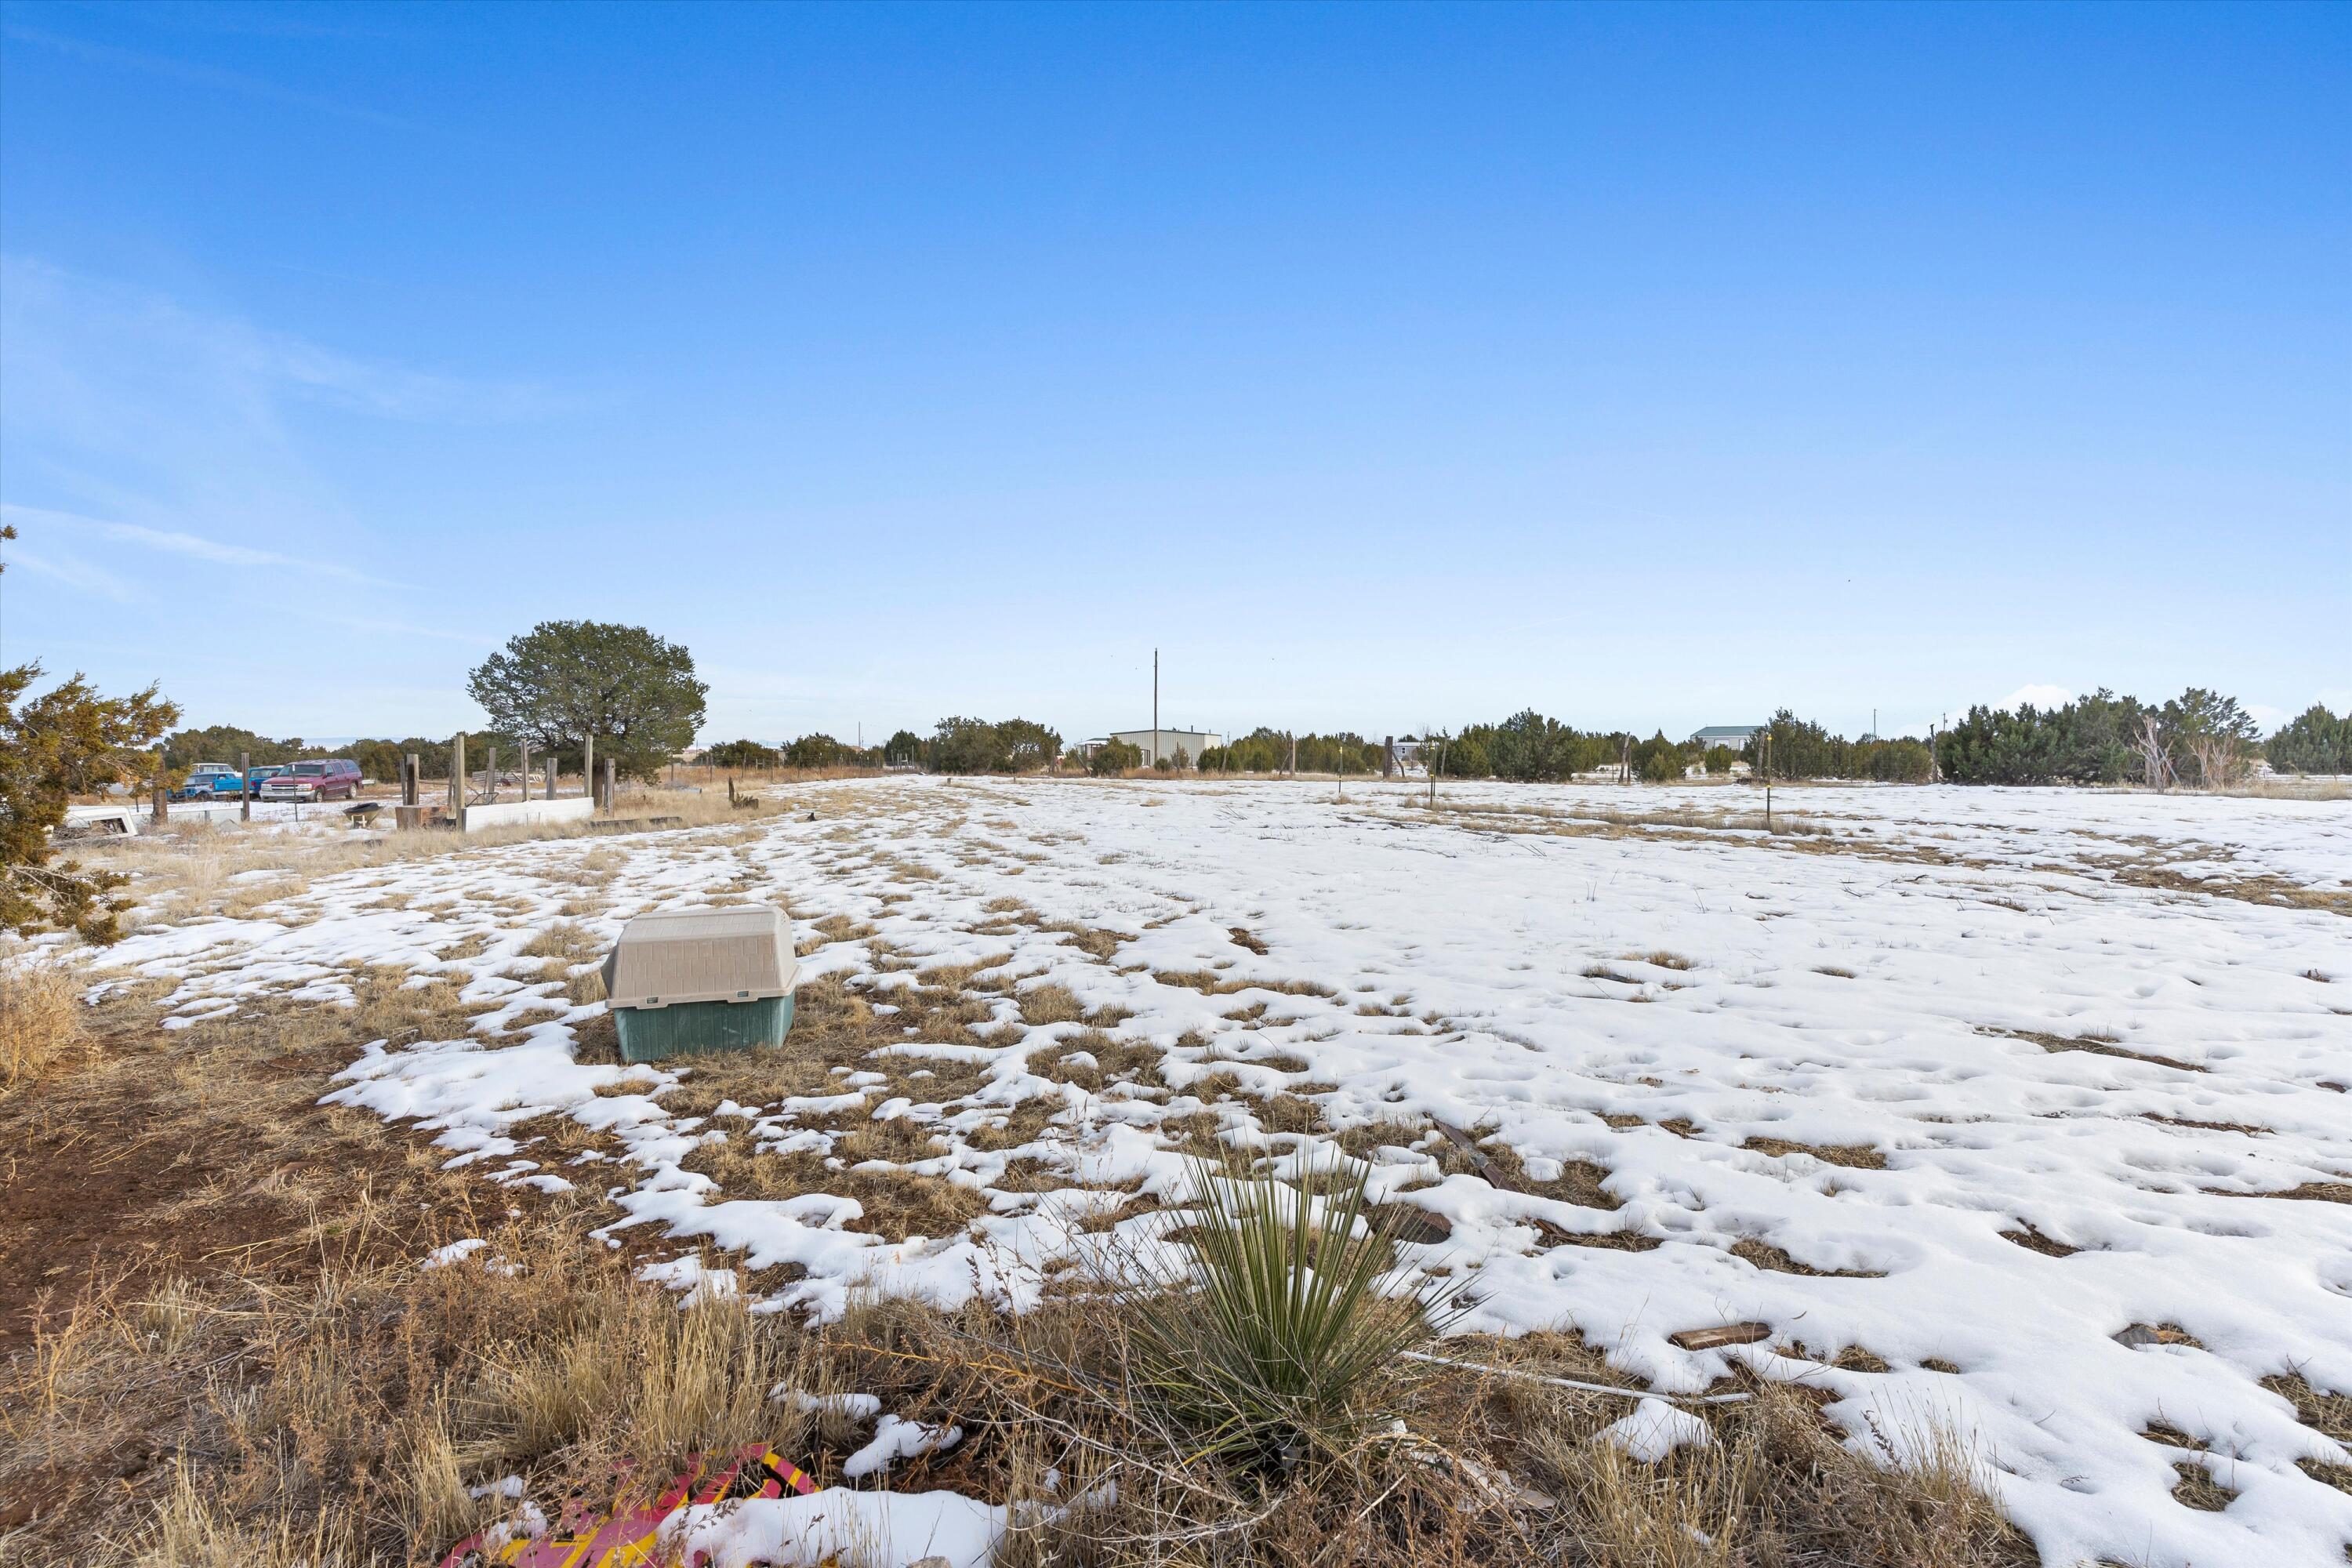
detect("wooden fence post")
(403, 754), (419, 808)
(519, 741), (532, 800)
(544, 755), (556, 801)
(601, 757), (616, 811)
(485, 743), (499, 805)
(239, 751), (251, 823)
(582, 736), (594, 805)
(152, 750), (168, 823)
(450, 733), (466, 815)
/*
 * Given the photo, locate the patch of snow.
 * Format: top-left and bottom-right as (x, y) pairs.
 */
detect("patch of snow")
(842, 1414), (963, 1480)
(1597, 1398), (1713, 1462)
(659, 1486), (1004, 1568)
(776, 1389), (884, 1421)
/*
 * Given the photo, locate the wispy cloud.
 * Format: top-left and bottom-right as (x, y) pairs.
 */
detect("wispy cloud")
(0, 539), (138, 604)
(2, 503), (398, 587)
(1, 256), (563, 431)
(2, 22), (419, 132)
(0, 256), (568, 603)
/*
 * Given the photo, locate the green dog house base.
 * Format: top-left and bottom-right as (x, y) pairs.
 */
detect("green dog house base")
(615, 992), (796, 1064)
(601, 905), (800, 1065)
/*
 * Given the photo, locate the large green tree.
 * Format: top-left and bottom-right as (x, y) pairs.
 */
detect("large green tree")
(782, 733), (845, 768)
(997, 718), (1062, 771)
(931, 717), (1010, 774)
(1088, 737), (1142, 775)
(2160, 688), (2258, 788)
(467, 621), (707, 782)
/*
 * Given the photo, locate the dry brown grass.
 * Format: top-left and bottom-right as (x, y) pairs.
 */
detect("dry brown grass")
(1743, 1135), (1889, 1171)
(2203, 775), (2352, 801)
(845, 1290), (2031, 1568)
(2, 961), (89, 1089)
(517, 919), (602, 964)
(4, 946), (2037, 1567)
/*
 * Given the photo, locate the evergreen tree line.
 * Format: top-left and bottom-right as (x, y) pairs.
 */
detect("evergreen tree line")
(1196, 729), (1389, 775)
(1933, 688), (2340, 786)
(1747, 713), (1937, 783)
(697, 718), (1064, 775)
(2266, 705), (2352, 774)
(162, 695), (2350, 790)
(700, 735), (888, 771)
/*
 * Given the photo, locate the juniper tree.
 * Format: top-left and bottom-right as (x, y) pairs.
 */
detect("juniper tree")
(0, 668), (186, 942)
(467, 621), (707, 782)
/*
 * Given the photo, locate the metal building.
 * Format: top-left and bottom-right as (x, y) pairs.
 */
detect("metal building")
(1100, 728), (1226, 768)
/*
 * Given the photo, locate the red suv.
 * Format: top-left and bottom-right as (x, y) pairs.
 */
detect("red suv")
(261, 760), (362, 802)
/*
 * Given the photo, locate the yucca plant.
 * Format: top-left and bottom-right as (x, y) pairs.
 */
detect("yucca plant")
(1125, 1154), (1461, 1468)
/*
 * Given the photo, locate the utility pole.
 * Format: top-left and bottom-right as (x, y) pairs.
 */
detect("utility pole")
(1152, 648), (1159, 768)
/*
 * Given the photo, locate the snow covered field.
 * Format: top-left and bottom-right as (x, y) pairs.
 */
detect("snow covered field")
(85, 778), (2352, 1566)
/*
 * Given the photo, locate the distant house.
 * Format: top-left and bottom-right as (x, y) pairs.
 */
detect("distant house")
(1688, 724), (1763, 750)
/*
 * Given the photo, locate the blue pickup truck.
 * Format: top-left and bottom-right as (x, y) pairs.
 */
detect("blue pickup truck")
(172, 764), (243, 800)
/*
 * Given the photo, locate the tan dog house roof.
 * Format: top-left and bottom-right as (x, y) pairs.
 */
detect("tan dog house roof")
(601, 905), (799, 1011)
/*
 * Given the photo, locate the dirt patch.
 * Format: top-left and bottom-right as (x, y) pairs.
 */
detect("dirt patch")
(1539, 1224), (1661, 1253)
(1428, 1127), (1623, 1213)
(1999, 1224), (2082, 1258)
(2210, 1181), (2352, 1205)
(1743, 1136), (1888, 1170)
(2169, 1460), (2235, 1512)
(0, 979), (484, 1360)
(1982, 1025), (2206, 1074)
(1733, 1238), (1886, 1279)
(1153, 968), (1336, 999)
(2262, 1370), (2352, 1444)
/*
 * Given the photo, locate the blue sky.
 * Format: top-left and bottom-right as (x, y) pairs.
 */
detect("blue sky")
(2, 2), (2345, 747)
